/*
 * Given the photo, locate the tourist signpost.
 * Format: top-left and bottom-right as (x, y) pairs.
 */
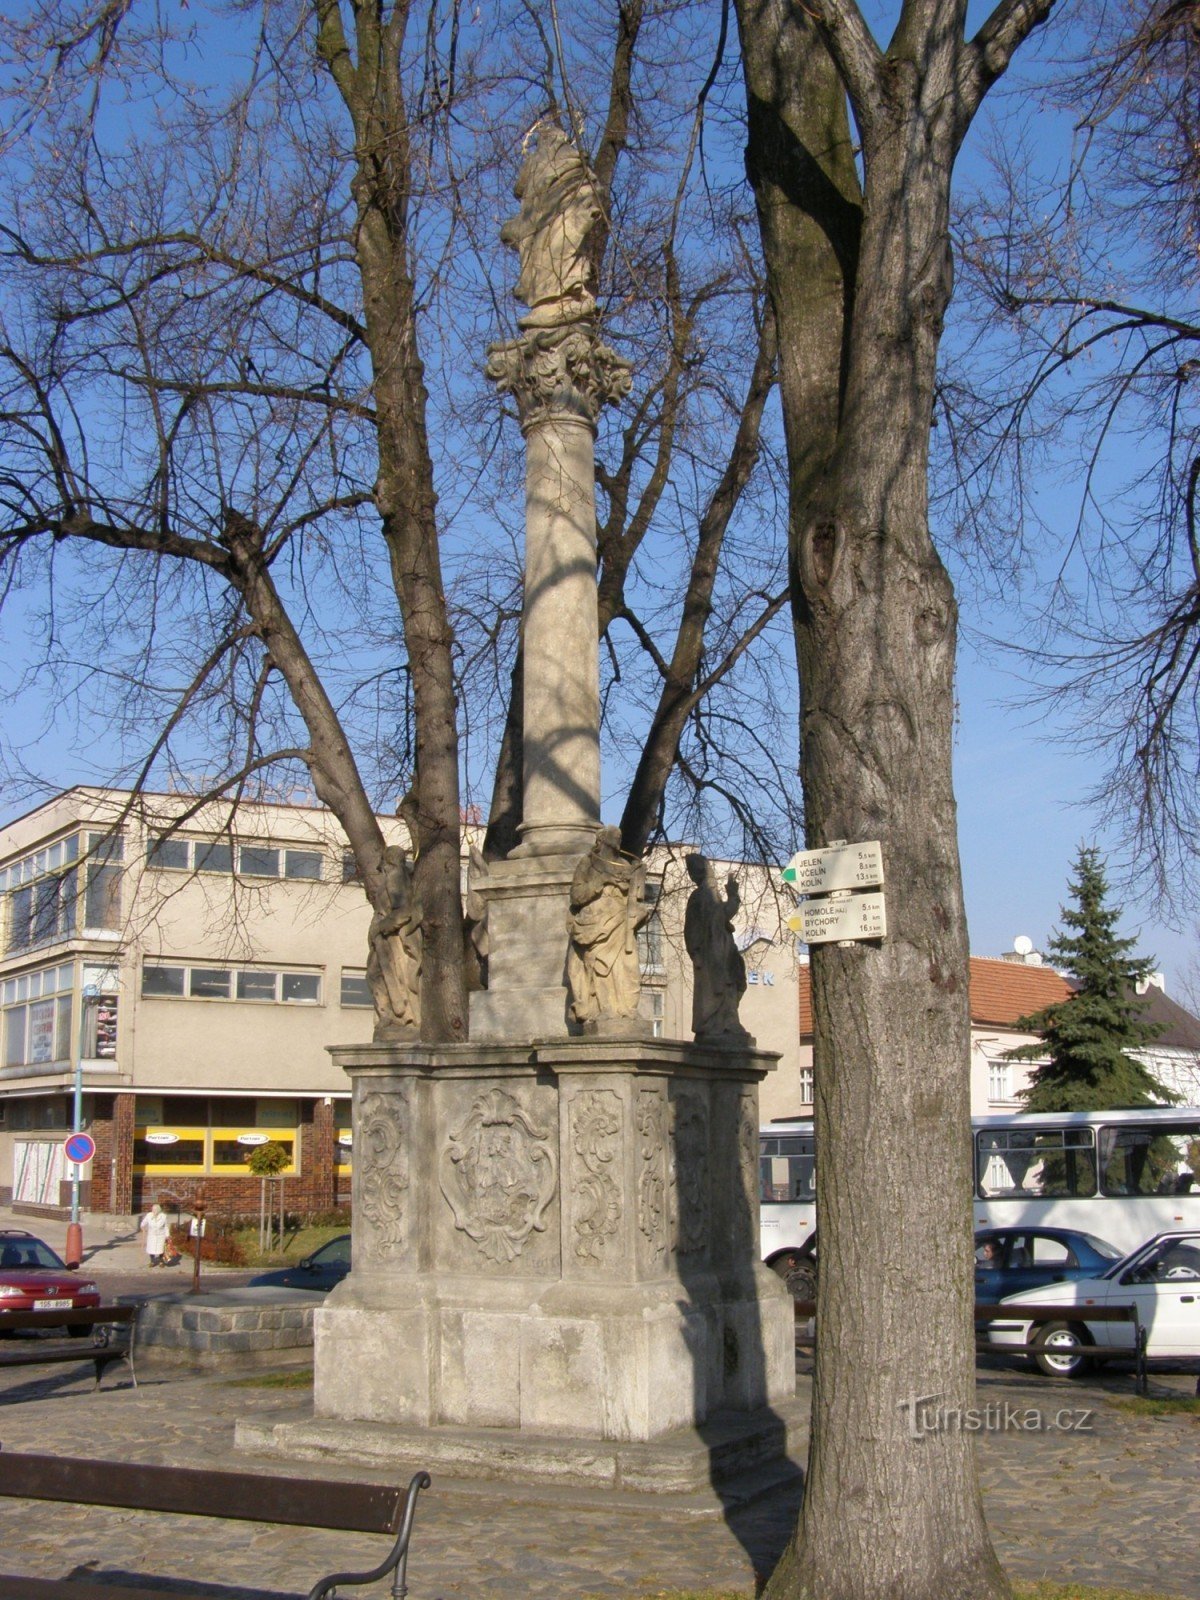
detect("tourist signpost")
(783, 840), (887, 946)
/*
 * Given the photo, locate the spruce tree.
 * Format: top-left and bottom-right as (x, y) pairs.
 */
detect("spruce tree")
(1011, 847), (1172, 1110)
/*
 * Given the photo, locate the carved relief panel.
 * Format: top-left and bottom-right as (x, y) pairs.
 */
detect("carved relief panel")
(354, 1087), (412, 1267)
(567, 1087), (623, 1270)
(636, 1086), (670, 1276)
(438, 1085), (559, 1269)
(670, 1088), (710, 1262)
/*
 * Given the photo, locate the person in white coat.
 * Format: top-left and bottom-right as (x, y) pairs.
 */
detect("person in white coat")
(139, 1202), (171, 1267)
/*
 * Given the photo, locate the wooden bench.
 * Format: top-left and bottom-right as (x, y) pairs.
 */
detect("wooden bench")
(0, 1305), (137, 1387)
(0, 1452), (431, 1600)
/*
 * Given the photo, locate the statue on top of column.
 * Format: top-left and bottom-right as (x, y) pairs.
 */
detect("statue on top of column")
(500, 122), (602, 329)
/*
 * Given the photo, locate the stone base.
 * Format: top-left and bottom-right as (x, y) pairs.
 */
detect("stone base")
(312, 1270), (793, 1440)
(135, 1290), (317, 1369)
(236, 1397), (807, 1497)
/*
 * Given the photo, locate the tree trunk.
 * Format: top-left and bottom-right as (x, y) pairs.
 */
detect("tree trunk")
(317, 0), (467, 1044)
(737, 3), (1012, 1595)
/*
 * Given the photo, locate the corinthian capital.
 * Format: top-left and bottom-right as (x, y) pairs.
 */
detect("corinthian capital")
(485, 324), (632, 431)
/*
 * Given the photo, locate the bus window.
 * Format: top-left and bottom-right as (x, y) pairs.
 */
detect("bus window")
(1100, 1126), (1200, 1197)
(760, 1134), (815, 1204)
(976, 1128), (1096, 1199)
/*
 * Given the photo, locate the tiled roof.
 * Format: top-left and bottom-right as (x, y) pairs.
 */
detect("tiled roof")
(796, 956), (1072, 1037)
(1135, 985), (1200, 1051)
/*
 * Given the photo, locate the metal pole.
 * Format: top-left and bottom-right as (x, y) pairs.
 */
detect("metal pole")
(64, 983), (95, 1268)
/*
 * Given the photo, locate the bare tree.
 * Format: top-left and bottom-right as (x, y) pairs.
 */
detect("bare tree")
(733, 1), (1054, 1596)
(945, 0), (1200, 916)
(0, 0), (800, 1032)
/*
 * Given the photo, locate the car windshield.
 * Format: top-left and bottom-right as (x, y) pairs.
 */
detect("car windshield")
(312, 1237), (350, 1267)
(1082, 1234), (1122, 1261)
(0, 1238), (67, 1270)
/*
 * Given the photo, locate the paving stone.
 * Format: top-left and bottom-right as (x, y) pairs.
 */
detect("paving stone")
(0, 1354), (1195, 1598)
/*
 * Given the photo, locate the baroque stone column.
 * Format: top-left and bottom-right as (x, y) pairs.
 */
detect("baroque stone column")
(485, 327), (630, 859)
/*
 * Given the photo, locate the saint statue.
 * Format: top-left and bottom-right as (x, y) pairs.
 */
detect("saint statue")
(365, 844), (422, 1037)
(684, 853), (750, 1042)
(565, 826), (651, 1029)
(500, 122), (602, 328)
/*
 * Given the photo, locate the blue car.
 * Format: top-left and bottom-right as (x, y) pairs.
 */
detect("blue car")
(247, 1234), (350, 1293)
(974, 1226), (1121, 1301)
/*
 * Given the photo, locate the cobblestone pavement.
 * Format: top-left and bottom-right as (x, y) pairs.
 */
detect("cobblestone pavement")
(0, 1351), (1196, 1599)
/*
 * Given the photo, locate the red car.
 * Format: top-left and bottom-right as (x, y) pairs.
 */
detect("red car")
(0, 1230), (100, 1336)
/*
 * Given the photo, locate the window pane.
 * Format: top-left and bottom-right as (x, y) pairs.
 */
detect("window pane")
(4, 1006), (27, 1067)
(142, 965), (186, 998)
(85, 863), (122, 930)
(284, 850), (322, 881)
(340, 971), (372, 1008)
(256, 1098), (297, 1127)
(194, 841), (233, 874)
(8, 887), (32, 953)
(88, 832), (124, 863)
(190, 969), (232, 999)
(236, 970), (278, 1002)
(27, 998), (57, 1062)
(147, 836), (189, 870)
(281, 972), (320, 1004)
(32, 878), (61, 943)
(63, 835), (79, 863)
(133, 1135), (205, 1167)
(55, 994), (73, 1059)
(239, 846), (279, 878)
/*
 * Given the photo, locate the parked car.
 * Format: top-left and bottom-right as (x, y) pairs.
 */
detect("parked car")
(987, 1229), (1200, 1376)
(0, 1229), (101, 1335)
(246, 1233), (351, 1293)
(974, 1226), (1122, 1303)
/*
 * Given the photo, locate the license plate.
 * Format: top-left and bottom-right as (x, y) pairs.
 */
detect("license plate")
(33, 1299), (64, 1311)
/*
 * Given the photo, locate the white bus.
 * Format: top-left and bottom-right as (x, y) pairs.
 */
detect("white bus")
(760, 1107), (1200, 1274)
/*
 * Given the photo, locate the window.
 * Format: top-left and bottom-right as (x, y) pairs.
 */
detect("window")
(147, 836), (325, 881)
(83, 994), (119, 1058)
(644, 989), (664, 1038)
(133, 1096), (301, 1175)
(84, 834), (123, 931)
(236, 970), (278, 1002)
(637, 883), (663, 974)
(976, 1128), (1097, 1199)
(8, 870), (76, 953)
(798, 1067), (814, 1106)
(340, 970), (372, 1008)
(239, 846), (279, 878)
(147, 836), (189, 870)
(282, 972), (320, 1004)
(189, 968), (232, 999)
(760, 1132), (816, 1204)
(284, 850), (322, 881)
(1099, 1125), (1200, 1197)
(0, 963), (75, 1072)
(987, 1060), (1013, 1105)
(194, 841), (234, 874)
(342, 850), (362, 883)
(142, 960), (322, 1005)
(142, 965), (186, 997)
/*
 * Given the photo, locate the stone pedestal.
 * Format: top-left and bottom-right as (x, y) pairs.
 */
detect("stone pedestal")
(297, 1037), (793, 1478)
(467, 854), (579, 1041)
